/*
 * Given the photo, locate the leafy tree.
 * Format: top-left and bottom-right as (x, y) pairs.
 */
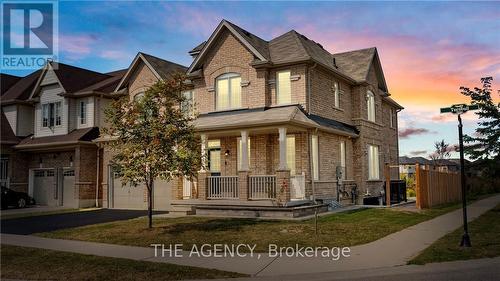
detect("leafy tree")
(104, 74), (201, 228)
(429, 139), (452, 166)
(460, 77), (500, 182)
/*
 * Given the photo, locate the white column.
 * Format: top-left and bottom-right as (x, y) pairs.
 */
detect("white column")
(240, 130), (249, 171)
(200, 134), (207, 171)
(278, 127), (288, 170)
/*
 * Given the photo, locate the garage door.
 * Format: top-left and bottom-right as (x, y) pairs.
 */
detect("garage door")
(111, 175), (146, 210)
(62, 169), (77, 208)
(33, 169), (57, 206)
(153, 179), (172, 211)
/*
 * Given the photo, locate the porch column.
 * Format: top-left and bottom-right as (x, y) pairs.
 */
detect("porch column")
(240, 130), (249, 171)
(278, 127), (288, 170)
(198, 134), (208, 200)
(200, 134), (207, 171)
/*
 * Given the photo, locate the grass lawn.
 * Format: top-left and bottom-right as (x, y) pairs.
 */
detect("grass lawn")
(0, 245), (245, 280)
(37, 203), (461, 252)
(410, 203), (500, 265)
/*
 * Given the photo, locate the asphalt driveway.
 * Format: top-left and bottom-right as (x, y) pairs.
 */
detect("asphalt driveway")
(1, 209), (165, 235)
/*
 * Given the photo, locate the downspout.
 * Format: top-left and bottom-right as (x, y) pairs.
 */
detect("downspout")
(307, 63), (318, 202)
(96, 143), (100, 208)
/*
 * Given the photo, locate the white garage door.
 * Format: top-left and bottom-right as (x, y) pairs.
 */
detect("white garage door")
(33, 169), (57, 206)
(153, 179), (172, 211)
(111, 175), (146, 210)
(62, 169), (77, 208)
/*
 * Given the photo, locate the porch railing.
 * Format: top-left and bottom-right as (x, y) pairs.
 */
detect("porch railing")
(207, 176), (239, 199)
(249, 175), (276, 199)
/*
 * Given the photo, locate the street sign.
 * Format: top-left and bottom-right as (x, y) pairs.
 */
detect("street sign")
(440, 104), (479, 115)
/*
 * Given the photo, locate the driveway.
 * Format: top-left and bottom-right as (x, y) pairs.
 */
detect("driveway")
(1, 209), (165, 235)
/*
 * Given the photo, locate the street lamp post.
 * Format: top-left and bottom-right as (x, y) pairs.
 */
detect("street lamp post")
(440, 103), (478, 247)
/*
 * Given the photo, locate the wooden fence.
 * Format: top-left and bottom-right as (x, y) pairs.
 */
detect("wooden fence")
(415, 164), (461, 209)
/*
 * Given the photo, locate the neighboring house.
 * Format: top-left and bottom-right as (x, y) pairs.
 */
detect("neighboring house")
(0, 62), (125, 208)
(399, 156), (460, 177)
(1, 70), (41, 190)
(98, 52), (188, 210)
(169, 19), (403, 208)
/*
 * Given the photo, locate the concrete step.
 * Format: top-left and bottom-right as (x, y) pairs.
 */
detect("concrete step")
(169, 205), (196, 215)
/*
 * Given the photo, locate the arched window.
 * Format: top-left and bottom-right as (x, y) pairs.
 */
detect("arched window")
(216, 73), (241, 110)
(133, 92), (145, 101)
(366, 91), (375, 122)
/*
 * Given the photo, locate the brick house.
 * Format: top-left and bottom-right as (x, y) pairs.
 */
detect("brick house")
(0, 62), (125, 208)
(167, 20), (403, 210)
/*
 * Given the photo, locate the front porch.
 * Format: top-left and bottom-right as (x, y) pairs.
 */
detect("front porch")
(172, 124), (313, 208)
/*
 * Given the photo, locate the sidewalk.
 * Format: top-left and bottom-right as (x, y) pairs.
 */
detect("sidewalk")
(2, 194), (499, 276)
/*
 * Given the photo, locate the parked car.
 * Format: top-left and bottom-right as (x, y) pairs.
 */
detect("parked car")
(0, 186), (36, 209)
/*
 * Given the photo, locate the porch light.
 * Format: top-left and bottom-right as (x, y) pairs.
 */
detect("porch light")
(225, 150), (230, 157)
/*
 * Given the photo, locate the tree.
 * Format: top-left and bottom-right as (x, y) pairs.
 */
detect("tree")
(460, 77), (500, 182)
(429, 139), (452, 166)
(104, 74), (201, 228)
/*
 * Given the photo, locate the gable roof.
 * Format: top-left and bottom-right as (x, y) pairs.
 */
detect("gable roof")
(1, 70), (42, 105)
(29, 62), (111, 100)
(188, 20), (270, 74)
(64, 69), (127, 97)
(115, 52), (188, 92)
(0, 110), (19, 144)
(188, 20), (390, 91)
(1, 73), (21, 96)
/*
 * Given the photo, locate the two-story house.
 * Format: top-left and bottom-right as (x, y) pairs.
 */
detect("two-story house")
(1, 70), (41, 191)
(2, 62), (125, 208)
(165, 20), (403, 213)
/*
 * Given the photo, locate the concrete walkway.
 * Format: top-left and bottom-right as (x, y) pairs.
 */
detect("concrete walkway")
(1, 194), (499, 276)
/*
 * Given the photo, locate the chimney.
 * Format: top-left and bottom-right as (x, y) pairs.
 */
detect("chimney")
(333, 57), (338, 68)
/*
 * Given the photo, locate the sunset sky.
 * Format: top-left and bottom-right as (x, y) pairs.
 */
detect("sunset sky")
(4, 1), (499, 159)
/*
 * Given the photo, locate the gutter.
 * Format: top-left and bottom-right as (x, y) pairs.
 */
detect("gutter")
(15, 140), (96, 150)
(96, 147), (100, 207)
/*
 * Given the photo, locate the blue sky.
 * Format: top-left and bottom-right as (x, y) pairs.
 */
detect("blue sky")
(2, 1), (499, 159)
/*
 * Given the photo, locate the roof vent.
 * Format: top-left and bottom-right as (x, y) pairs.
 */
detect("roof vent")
(333, 58), (338, 68)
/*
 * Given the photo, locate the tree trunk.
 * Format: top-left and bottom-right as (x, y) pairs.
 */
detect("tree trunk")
(147, 180), (154, 229)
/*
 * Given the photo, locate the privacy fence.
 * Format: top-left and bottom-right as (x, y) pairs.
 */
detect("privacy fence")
(415, 164), (461, 209)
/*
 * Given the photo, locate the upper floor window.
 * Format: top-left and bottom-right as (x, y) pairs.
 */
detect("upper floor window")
(79, 100), (87, 125)
(42, 102), (61, 128)
(216, 73), (241, 111)
(277, 70), (291, 105)
(133, 92), (145, 102)
(390, 108), (395, 128)
(334, 81), (340, 108)
(181, 90), (194, 117)
(366, 91), (375, 122)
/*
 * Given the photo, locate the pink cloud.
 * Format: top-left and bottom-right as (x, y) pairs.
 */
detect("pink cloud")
(162, 4), (221, 37)
(59, 34), (97, 60)
(100, 50), (129, 60)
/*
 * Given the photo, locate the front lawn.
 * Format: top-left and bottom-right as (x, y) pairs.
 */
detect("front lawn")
(410, 204), (500, 264)
(38, 204), (460, 252)
(0, 245), (245, 280)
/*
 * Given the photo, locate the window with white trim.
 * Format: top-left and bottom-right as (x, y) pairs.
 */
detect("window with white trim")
(42, 102), (61, 127)
(216, 73), (241, 110)
(334, 81), (340, 108)
(237, 137), (251, 170)
(286, 135), (296, 176)
(390, 108), (395, 128)
(312, 134), (319, 180)
(181, 90), (194, 116)
(79, 100), (87, 125)
(340, 140), (346, 179)
(368, 144), (380, 180)
(367, 91), (375, 122)
(277, 70), (291, 105)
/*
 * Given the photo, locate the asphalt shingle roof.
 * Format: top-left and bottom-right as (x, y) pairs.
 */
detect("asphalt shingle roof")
(17, 127), (99, 148)
(1, 74), (21, 96)
(0, 110), (19, 144)
(1, 70), (41, 104)
(140, 53), (188, 79)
